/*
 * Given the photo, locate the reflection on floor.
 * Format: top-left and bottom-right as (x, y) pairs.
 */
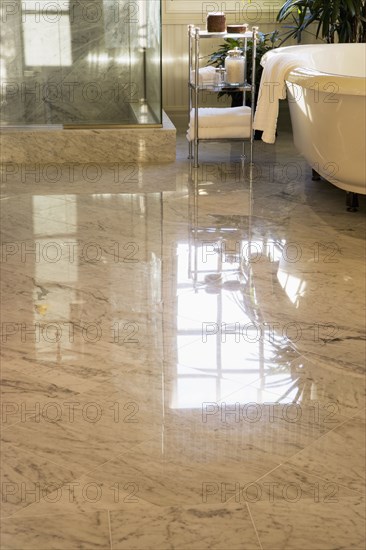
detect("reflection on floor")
(0, 128), (365, 549)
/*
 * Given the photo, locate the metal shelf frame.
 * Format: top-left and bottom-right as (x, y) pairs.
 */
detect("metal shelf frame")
(188, 25), (258, 168)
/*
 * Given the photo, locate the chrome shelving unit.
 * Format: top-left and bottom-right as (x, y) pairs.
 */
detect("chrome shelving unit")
(188, 25), (258, 168)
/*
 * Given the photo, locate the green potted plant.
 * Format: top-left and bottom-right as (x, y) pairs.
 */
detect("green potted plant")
(277, 0), (366, 43)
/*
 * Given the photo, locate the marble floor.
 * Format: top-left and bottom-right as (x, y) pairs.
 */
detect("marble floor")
(0, 124), (365, 549)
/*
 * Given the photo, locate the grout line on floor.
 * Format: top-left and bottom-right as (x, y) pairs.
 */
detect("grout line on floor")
(246, 502), (264, 550)
(108, 509), (113, 550)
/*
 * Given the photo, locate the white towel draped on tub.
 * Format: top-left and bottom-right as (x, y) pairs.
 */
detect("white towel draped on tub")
(253, 51), (302, 143)
(187, 106), (252, 141)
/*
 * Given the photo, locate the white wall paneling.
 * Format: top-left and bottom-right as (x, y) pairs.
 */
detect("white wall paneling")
(162, 0), (319, 115)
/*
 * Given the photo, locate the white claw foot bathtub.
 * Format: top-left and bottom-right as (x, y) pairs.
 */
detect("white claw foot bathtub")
(260, 44), (366, 194)
(275, 44), (366, 194)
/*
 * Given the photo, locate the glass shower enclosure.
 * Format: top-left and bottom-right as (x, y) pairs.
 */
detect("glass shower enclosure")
(0, 0), (162, 127)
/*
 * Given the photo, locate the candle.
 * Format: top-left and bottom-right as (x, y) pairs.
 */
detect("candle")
(206, 12), (226, 32)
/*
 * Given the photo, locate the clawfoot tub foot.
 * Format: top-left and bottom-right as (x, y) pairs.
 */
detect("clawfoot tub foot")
(312, 169), (321, 181)
(346, 192), (359, 212)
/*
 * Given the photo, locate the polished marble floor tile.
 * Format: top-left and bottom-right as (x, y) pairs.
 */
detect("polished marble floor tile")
(249, 496), (365, 550)
(4, 474), (147, 517)
(1, 129), (365, 549)
(0, 442), (77, 517)
(241, 461), (361, 502)
(66, 436), (241, 507)
(0, 511), (110, 549)
(109, 502), (261, 550)
(287, 410), (366, 493)
(1, 411), (159, 477)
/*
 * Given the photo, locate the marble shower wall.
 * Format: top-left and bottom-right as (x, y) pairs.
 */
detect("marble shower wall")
(0, 0), (162, 126)
(0, 2), (27, 123)
(145, 0), (162, 123)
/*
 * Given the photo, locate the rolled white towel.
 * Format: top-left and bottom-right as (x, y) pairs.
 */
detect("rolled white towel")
(190, 66), (217, 86)
(187, 125), (251, 141)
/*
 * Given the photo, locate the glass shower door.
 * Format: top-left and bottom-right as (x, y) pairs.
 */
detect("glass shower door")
(0, 0), (162, 127)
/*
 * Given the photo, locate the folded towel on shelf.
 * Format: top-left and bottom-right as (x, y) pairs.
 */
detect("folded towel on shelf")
(189, 106), (252, 128)
(190, 66), (217, 86)
(253, 51), (301, 143)
(187, 125), (251, 141)
(187, 106), (252, 140)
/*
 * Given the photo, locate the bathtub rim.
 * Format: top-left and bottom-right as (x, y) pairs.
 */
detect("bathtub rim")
(286, 67), (366, 97)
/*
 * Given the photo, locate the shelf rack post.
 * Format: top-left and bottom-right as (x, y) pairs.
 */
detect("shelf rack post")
(193, 27), (200, 168)
(250, 26), (258, 165)
(188, 25), (194, 160)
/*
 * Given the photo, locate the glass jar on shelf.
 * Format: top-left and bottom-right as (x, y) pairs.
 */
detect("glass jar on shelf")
(215, 67), (226, 87)
(224, 47), (245, 86)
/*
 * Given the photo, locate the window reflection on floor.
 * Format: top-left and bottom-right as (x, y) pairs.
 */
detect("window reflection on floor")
(174, 242), (277, 408)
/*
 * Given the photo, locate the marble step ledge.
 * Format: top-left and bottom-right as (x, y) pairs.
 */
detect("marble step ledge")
(0, 112), (176, 163)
